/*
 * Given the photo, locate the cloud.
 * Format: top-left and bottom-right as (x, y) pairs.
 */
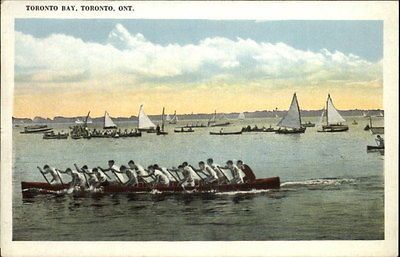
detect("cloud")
(15, 23), (382, 90)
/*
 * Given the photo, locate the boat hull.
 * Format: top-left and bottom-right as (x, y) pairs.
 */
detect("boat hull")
(367, 145), (384, 151)
(275, 127), (306, 134)
(20, 128), (53, 134)
(317, 125), (349, 132)
(209, 131), (242, 135)
(21, 177), (280, 198)
(209, 122), (231, 127)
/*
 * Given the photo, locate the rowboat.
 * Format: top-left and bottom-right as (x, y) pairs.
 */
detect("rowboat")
(207, 111), (231, 127)
(20, 126), (53, 134)
(21, 176), (280, 198)
(210, 131), (242, 135)
(367, 145), (384, 151)
(43, 132), (69, 139)
(302, 122), (315, 127)
(242, 126), (275, 132)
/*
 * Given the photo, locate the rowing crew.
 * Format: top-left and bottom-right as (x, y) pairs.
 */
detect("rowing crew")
(37, 158), (256, 191)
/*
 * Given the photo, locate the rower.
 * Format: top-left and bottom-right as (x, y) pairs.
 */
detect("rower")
(198, 161), (218, 184)
(182, 162), (201, 184)
(58, 168), (86, 189)
(93, 168), (110, 187)
(237, 160), (256, 183)
(153, 164), (176, 182)
(98, 160), (123, 183)
(79, 165), (98, 189)
(147, 165), (169, 186)
(375, 135), (384, 147)
(226, 160), (244, 184)
(40, 165), (62, 184)
(207, 158), (228, 184)
(178, 165), (195, 188)
(118, 165), (138, 187)
(128, 160), (150, 183)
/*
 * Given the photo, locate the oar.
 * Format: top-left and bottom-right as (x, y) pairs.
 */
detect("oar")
(216, 166), (230, 183)
(55, 169), (64, 185)
(37, 166), (50, 184)
(166, 169), (179, 182)
(74, 164), (90, 188)
(97, 167), (113, 180)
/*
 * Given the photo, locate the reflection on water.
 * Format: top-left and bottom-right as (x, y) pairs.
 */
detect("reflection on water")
(13, 117), (384, 240)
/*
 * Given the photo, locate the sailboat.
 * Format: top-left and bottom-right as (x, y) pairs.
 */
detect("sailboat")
(165, 114), (171, 122)
(86, 117), (93, 124)
(169, 111), (178, 124)
(317, 94), (349, 132)
(275, 93), (306, 134)
(103, 111), (117, 129)
(137, 105), (156, 132)
(207, 110), (231, 127)
(75, 118), (84, 124)
(157, 107), (168, 135)
(238, 112), (245, 120)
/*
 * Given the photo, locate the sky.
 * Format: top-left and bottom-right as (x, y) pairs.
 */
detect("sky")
(14, 19), (383, 118)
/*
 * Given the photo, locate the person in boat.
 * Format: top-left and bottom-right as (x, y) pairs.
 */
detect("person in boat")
(78, 165), (98, 189)
(147, 165), (169, 186)
(178, 165), (195, 188)
(98, 160), (121, 183)
(156, 124), (161, 133)
(237, 160), (256, 183)
(57, 168), (87, 190)
(153, 164), (176, 183)
(207, 158), (228, 184)
(198, 161), (218, 184)
(182, 162), (201, 184)
(375, 135), (384, 147)
(40, 165), (62, 184)
(93, 168), (110, 187)
(220, 128), (224, 133)
(117, 165), (138, 187)
(226, 160), (244, 184)
(128, 160), (151, 183)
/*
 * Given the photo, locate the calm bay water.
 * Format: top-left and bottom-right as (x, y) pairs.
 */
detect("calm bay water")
(12, 117), (384, 240)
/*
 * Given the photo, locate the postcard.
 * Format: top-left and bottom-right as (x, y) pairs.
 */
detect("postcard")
(1, 1), (398, 256)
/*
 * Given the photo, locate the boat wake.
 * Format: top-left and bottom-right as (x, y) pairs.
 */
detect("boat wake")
(281, 178), (356, 189)
(215, 189), (271, 196)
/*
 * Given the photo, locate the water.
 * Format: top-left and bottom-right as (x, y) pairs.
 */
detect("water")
(12, 117), (384, 240)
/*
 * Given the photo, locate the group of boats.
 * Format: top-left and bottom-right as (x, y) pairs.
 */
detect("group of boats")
(18, 94), (384, 139)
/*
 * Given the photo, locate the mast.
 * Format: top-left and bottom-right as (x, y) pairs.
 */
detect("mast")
(161, 107), (165, 131)
(84, 111), (90, 127)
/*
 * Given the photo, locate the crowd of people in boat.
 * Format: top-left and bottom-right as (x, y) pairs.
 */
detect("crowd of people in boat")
(70, 125), (141, 138)
(38, 159), (257, 192)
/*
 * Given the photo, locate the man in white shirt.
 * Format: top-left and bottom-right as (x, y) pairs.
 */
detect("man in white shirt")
(40, 165), (62, 184)
(128, 160), (151, 183)
(117, 165), (138, 187)
(182, 162), (201, 184)
(153, 164), (176, 182)
(178, 165), (195, 188)
(207, 158), (228, 184)
(226, 160), (244, 184)
(98, 160), (125, 184)
(198, 161), (218, 184)
(147, 165), (169, 186)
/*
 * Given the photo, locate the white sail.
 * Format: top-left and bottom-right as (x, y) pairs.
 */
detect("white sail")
(318, 109), (325, 125)
(165, 114), (171, 121)
(277, 93), (302, 129)
(208, 111), (216, 124)
(86, 117), (93, 124)
(379, 111), (384, 117)
(275, 114), (279, 118)
(238, 112), (245, 120)
(327, 95), (345, 125)
(104, 111), (117, 128)
(75, 118), (83, 124)
(169, 111), (178, 124)
(138, 105), (156, 129)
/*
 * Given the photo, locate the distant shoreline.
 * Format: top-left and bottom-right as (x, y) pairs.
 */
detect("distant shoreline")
(13, 109), (383, 124)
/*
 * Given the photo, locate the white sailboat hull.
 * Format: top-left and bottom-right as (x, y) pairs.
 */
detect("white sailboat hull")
(317, 124), (349, 132)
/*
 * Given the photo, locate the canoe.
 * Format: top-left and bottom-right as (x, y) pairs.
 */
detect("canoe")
(20, 127), (53, 134)
(174, 129), (194, 133)
(21, 176), (280, 198)
(209, 122), (231, 127)
(367, 145), (384, 151)
(210, 131), (242, 135)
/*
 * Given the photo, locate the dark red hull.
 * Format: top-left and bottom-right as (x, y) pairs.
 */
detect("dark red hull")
(21, 177), (280, 198)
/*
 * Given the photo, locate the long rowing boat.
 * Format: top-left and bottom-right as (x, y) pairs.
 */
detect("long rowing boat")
(21, 177), (280, 198)
(209, 131), (242, 135)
